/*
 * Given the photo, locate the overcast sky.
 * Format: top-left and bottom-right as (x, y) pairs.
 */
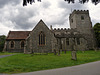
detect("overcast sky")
(0, 0), (100, 35)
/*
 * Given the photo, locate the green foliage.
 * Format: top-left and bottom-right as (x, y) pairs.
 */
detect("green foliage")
(93, 23), (100, 48)
(23, 0), (100, 6)
(0, 51), (100, 74)
(0, 35), (6, 52)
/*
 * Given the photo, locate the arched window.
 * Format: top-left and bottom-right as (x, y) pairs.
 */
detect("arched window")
(39, 31), (45, 46)
(21, 41), (24, 48)
(10, 41), (14, 48)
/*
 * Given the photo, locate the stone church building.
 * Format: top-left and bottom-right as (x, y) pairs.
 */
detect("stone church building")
(3, 10), (97, 53)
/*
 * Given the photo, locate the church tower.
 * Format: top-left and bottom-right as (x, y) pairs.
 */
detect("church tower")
(69, 10), (97, 50)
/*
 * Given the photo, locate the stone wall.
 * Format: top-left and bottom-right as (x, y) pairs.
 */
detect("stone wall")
(5, 40), (25, 53)
(58, 37), (87, 51)
(27, 20), (56, 53)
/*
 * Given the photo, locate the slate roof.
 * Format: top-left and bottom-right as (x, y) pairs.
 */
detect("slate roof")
(6, 31), (31, 40)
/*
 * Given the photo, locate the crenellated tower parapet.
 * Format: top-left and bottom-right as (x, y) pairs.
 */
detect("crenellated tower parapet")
(69, 10), (89, 19)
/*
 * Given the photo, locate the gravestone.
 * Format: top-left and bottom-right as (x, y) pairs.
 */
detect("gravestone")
(71, 37), (77, 60)
(54, 49), (57, 55)
(71, 51), (77, 60)
(64, 50), (66, 54)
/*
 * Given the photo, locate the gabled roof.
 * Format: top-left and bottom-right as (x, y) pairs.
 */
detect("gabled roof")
(6, 31), (31, 40)
(32, 19), (50, 31)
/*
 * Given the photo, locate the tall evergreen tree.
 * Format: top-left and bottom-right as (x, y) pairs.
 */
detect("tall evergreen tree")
(93, 23), (100, 48)
(0, 35), (6, 52)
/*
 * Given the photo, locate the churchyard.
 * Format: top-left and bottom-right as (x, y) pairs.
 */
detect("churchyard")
(0, 50), (100, 74)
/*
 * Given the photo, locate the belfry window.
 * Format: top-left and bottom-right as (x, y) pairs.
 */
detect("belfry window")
(10, 41), (14, 48)
(39, 31), (45, 46)
(21, 41), (24, 48)
(81, 16), (84, 20)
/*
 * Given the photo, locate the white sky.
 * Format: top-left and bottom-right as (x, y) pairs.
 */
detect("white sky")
(0, 0), (100, 35)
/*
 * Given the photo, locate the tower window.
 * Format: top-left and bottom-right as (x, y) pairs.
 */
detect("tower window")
(81, 16), (84, 20)
(10, 41), (14, 48)
(39, 31), (45, 46)
(21, 41), (24, 48)
(66, 38), (69, 45)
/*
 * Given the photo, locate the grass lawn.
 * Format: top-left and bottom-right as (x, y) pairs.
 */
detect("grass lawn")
(0, 50), (100, 74)
(0, 52), (15, 55)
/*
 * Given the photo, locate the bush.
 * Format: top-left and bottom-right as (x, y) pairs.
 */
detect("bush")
(0, 35), (6, 52)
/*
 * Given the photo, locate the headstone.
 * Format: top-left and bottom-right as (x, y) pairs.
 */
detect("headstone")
(58, 49), (60, 56)
(71, 51), (77, 60)
(54, 49), (57, 55)
(64, 50), (66, 54)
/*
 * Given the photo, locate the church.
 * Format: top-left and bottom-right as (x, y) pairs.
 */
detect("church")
(3, 10), (97, 53)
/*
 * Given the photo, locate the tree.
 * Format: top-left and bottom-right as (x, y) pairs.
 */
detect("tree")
(23, 0), (100, 6)
(93, 23), (100, 48)
(0, 35), (6, 52)
(23, 0), (41, 6)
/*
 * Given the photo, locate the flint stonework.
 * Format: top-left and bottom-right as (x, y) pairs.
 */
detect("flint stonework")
(3, 10), (97, 53)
